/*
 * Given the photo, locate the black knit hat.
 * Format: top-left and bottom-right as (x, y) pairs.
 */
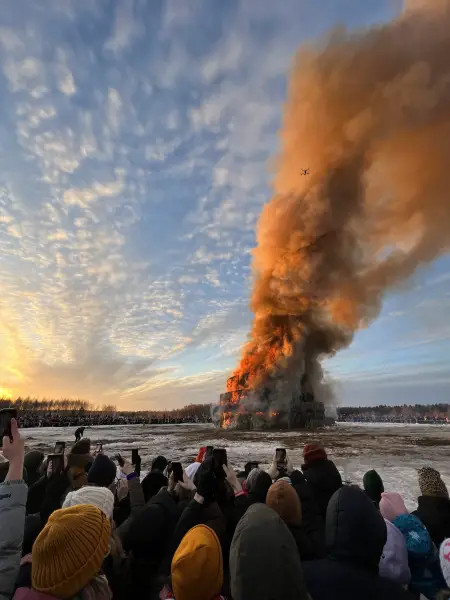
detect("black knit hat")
(87, 454), (116, 488)
(71, 438), (91, 455)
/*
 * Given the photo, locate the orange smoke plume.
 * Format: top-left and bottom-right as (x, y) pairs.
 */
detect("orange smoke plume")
(232, 0), (450, 398)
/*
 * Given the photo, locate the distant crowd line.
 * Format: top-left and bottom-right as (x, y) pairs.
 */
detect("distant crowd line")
(19, 413), (213, 428)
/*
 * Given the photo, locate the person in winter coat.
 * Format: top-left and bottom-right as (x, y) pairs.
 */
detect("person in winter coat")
(302, 486), (416, 600)
(0, 418), (27, 600)
(141, 455), (169, 502)
(23, 452), (44, 488)
(266, 480), (322, 560)
(160, 525), (224, 600)
(414, 466), (450, 548)
(301, 443), (342, 519)
(392, 513), (445, 600)
(364, 470), (385, 508)
(290, 469), (326, 558)
(13, 505), (111, 600)
(63, 486), (127, 600)
(230, 503), (309, 600)
(122, 488), (179, 598)
(379, 519), (411, 585)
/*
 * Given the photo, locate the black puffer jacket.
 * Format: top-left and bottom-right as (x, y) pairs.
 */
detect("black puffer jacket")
(302, 458), (342, 519)
(414, 495), (450, 548)
(291, 469), (325, 558)
(123, 490), (178, 597)
(302, 486), (416, 600)
(230, 503), (309, 600)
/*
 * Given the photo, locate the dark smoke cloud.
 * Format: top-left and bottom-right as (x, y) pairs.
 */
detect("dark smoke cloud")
(234, 0), (450, 403)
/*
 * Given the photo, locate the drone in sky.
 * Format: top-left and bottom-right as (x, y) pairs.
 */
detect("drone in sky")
(300, 168), (310, 175)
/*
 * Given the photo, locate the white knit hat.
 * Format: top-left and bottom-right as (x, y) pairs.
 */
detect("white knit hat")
(440, 538), (450, 586)
(63, 485), (115, 520)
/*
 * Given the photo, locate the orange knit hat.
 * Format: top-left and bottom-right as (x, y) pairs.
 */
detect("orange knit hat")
(32, 505), (111, 599)
(171, 525), (223, 600)
(266, 480), (302, 526)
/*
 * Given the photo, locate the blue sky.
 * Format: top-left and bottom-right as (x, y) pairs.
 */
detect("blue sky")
(0, 0), (449, 410)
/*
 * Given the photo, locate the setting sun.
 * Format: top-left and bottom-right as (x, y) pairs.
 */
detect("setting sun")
(0, 387), (12, 399)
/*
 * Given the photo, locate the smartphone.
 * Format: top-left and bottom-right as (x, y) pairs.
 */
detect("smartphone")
(115, 454), (125, 467)
(205, 446), (214, 458)
(172, 461), (183, 484)
(276, 448), (287, 463)
(54, 441), (65, 454)
(212, 448), (228, 469)
(49, 453), (64, 475)
(131, 448), (139, 464)
(0, 408), (17, 443)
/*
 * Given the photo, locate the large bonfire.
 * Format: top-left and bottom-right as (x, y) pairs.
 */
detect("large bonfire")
(220, 0), (450, 428)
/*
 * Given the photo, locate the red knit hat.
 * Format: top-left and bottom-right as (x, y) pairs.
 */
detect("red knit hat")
(196, 447), (207, 463)
(303, 443), (327, 466)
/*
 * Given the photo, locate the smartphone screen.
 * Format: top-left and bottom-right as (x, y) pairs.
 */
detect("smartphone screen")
(54, 441), (65, 454)
(0, 408), (17, 442)
(49, 453), (64, 475)
(206, 446), (214, 457)
(172, 461), (183, 483)
(131, 448), (139, 464)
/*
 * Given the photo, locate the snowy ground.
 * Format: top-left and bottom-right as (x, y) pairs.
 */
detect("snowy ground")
(21, 422), (450, 511)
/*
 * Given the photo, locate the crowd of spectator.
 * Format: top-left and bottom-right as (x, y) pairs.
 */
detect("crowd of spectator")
(2, 420), (450, 599)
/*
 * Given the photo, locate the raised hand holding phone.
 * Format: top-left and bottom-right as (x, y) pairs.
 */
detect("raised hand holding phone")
(2, 418), (25, 481)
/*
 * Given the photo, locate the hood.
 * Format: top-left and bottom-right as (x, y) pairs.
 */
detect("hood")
(141, 470), (168, 502)
(248, 471), (272, 504)
(230, 503), (309, 600)
(151, 455), (168, 472)
(87, 454), (116, 488)
(326, 486), (387, 571)
(124, 490), (178, 557)
(379, 519), (411, 585)
(24, 451), (44, 473)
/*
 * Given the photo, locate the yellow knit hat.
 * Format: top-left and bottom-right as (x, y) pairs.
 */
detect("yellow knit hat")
(171, 525), (223, 600)
(32, 505), (111, 599)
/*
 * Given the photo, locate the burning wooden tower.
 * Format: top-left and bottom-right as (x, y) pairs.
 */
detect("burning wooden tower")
(218, 370), (326, 430)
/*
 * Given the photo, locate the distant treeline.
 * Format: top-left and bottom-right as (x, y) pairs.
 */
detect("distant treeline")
(338, 404), (450, 419)
(0, 397), (212, 419)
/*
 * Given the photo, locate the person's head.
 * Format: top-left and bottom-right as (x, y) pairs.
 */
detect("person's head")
(379, 492), (408, 522)
(70, 438), (91, 455)
(171, 525), (223, 600)
(152, 455), (168, 473)
(418, 466), (449, 499)
(266, 480), (301, 527)
(248, 470), (272, 504)
(63, 485), (115, 521)
(245, 467), (262, 492)
(303, 443), (327, 467)
(87, 454), (116, 488)
(24, 450), (44, 473)
(326, 485), (387, 572)
(363, 469), (384, 506)
(230, 503), (308, 600)
(32, 505), (110, 598)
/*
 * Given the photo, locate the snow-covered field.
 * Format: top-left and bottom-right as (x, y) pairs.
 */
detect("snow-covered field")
(21, 421), (450, 511)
